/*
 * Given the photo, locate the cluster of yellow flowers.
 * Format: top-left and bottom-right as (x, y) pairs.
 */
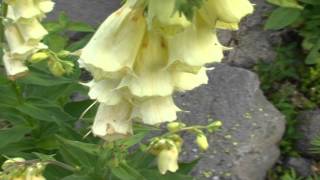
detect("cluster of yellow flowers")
(2, 0), (54, 79)
(81, 0), (253, 141)
(0, 158), (46, 180)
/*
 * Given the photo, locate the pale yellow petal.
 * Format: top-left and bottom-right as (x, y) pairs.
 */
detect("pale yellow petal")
(9, 0), (41, 20)
(81, 5), (146, 73)
(157, 144), (179, 174)
(3, 53), (29, 79)
(5, 24), (35, 55)
(147, 0), (190, 35)
(168, 17), (224, 67)
(88, 79), (122, 105)
(92, 101), (133, 141)
(35, 0), (55, 13)
(204, 0), (254, 24)
(16, 18), (48, 45)
(132, 96), (180, 125)
(173, 67), (208, 91)
(120, 32), (174, 97)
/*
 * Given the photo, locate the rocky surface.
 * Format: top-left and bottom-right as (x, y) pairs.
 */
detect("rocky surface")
(284, 157), (313, 177)
(176, 64), (285, 180)
(296, 110), (320, 158)
(219, 0), (278, 68)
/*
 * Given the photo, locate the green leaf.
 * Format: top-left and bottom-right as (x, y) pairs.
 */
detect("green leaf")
(33, 152), (56, 161)
(267, 0), (303, 9)
(43, 22), (64, 32)
(177, 159), (199, 174)
(265, 7), (301, 30)
(305, 38), (320, 64)
(15, 100), (74, 123)
(111, 165), (142, 180)
(67, 22), (95, 32)
(0, 125), (32, 149)
(44, 33), (68, 52)
(56, 136), (99, 155)
(67, 34), (93, 52)
(140, 169), (194, 180)
(59, 12), (70, 27)
(299, 0), (320, 5)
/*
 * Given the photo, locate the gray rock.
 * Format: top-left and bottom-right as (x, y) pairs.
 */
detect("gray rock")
(175, 64), (285, 180)
(296, 110), (320, 158)
(285, 157), (313, 177)
(220, 0), (278, 68)
(48, 0), (120, 26)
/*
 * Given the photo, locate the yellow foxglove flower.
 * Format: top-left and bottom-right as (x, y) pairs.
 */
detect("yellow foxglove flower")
(92, 101), (133, 141)
(167, 16), (224, 67)
(147, 0), (191, 35)
(5, 24), (35, 56)
(87, 79), (123, 105)
(3, 53), (29, 79)
(16, 18), (48, 45)
(8, 0), (41, 20)
(172, 67), (209, 91)
(132, 96), (180, 125)
(157, 142), (179, 174)
(120, 31), (174, 97)
(81, 2), (146, 73)
(201, 0), (254, 25)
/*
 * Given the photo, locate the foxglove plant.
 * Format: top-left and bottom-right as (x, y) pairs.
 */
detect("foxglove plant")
(80, 0), (254, 174)
(2, 0), (54, 79)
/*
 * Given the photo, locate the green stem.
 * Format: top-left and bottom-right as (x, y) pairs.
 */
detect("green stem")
(161, 125), (208, 137)
(0, 2), (8, 47)
(10, 81), (23, 104)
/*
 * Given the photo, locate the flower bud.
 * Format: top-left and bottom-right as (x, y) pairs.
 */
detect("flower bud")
(196, 134), (209, 151)
(29, 52), (49, 63)
(208, 121), (223, 132)
(167, 122), (186, 132)
(48, 60), (65, 77)
(2, 158), (25, 171)
(57, 50), (71, 58)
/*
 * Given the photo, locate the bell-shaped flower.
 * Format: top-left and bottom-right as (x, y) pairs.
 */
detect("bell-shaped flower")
(16, 18), (48, 45)
(8, 0), (41, 20)
(200, 0), (253, 25)
(5, 24), (35, 56)
(132, 96), (180, 125)
(92, 101), (133, 141)
(167, 16), (224, 67)
(3, 53), (29, 79)
(147, 0), (191, 35)
(172, 67), (209, 91)
(81, 2), (146, 73)
(87, 79), (123, 105)
(119, 31), (174, 97)
(157, 141), (179, 174)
